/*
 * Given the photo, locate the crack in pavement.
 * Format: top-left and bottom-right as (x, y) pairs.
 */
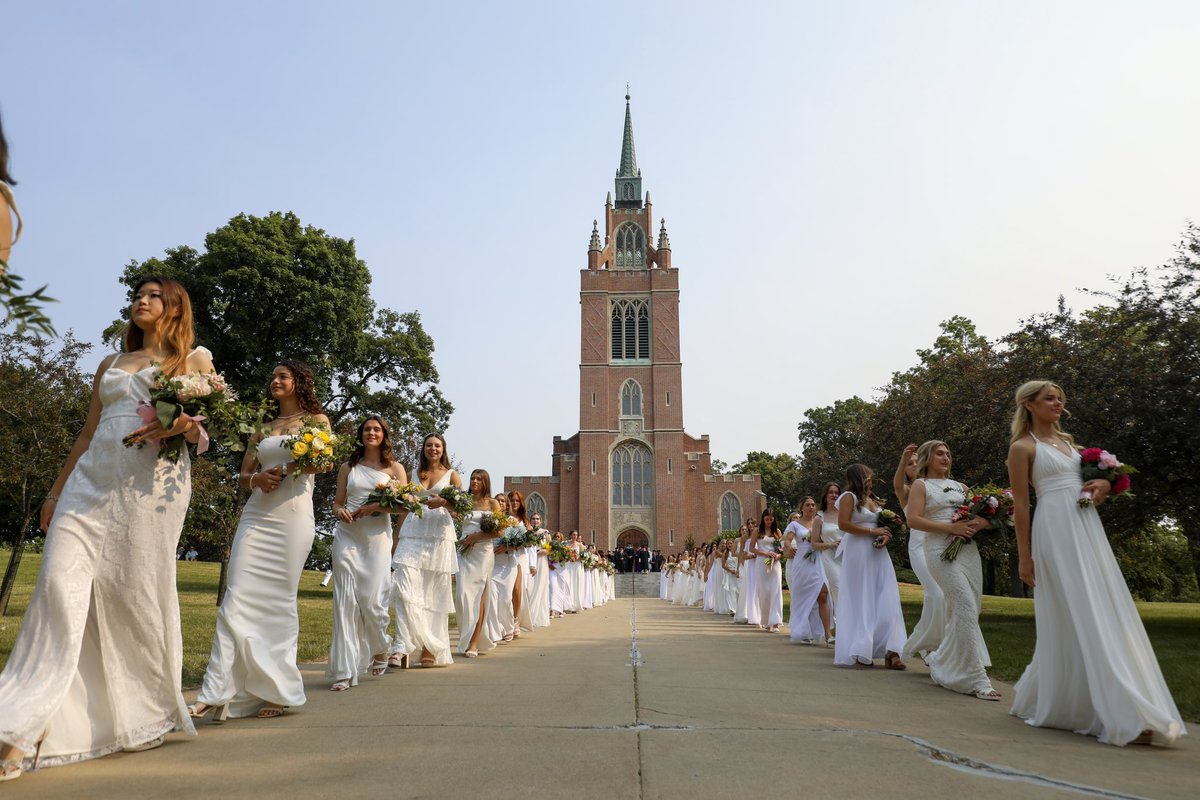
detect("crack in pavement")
(628, 591), (645, 800)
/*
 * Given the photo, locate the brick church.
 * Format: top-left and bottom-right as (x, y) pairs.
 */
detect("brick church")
(505, 96), (764, 555)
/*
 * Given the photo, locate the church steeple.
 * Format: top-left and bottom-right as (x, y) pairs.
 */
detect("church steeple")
(614, 93), (642, 209)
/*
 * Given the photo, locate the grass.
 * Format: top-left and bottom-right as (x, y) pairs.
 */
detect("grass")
(3, 551), (1196, 720)
(784, 582), (1200, 722)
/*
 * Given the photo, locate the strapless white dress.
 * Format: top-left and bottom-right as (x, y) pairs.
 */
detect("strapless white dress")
(455, 509), (496, 654)
(197, 434), (316, 715)
(390, 470), (457, 665)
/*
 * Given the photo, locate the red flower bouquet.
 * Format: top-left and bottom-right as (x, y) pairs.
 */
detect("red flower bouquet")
(1078, 448), (1136, 507)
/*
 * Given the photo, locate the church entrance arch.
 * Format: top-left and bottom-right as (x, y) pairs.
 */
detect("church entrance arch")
(616, 529), (649, 550)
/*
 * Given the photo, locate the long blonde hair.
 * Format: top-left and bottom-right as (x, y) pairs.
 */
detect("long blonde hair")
(914, 440), (950, 478)
(1010, 380), (1075, 446)
(122, 277), (195, 377)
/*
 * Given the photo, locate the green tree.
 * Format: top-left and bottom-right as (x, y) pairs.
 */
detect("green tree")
(110, 211), (453, 602)
(732, 451), (805, 511)
(0, 332), (91, 613)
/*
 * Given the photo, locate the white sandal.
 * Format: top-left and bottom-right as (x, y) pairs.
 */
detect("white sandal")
(330, 679), (351, 691)
(370, 658), (388, 677)
(974, 688), (1002, 701)
(0, 760), (22, 783)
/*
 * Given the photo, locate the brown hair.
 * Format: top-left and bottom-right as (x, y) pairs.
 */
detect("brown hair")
(818, 482), (841, 513)
(418, 433), (452, 476)
(470, 468), (492, 498)
(123, 277), (195, 377)
(507, 490), (528, 526)
(843, 464), (874, 511)
(349, 416), (394, 468)
(269, 360), (323, 416)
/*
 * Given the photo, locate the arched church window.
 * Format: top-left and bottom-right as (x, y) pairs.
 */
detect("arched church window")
(611, 442), (653, 506)
(620, 379), (642, 417)
(614, 222), (646, 269)
(610, 298), (650, 361)
(526, 493), (547, 525)
(720, 492), (742, 533)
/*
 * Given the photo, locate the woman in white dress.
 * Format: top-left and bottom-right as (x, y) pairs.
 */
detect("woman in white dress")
(327, 416), (408, 690)
(687, 550), (707, 607)
(526, 513), (552, 627)
(720, 544), (739, 615)
(904, 441), (997, 699)
(671, 552), (691, 605)
(703, 544), (720, 612)
(1008, 381), (1185, 745)
(486, 493), (520, 643)
(784, 498), (833, 645)
(455, 470), (502, 657)
(191, 360), (327, 720)
(660, 555), (675, 600)
(897, 443), (948, 661)
(833, 465), (908, 669)
(391, 433), (460, 668)
(565, 530), (584, 612)
(506, 491), (531, 634)
(734, 520), (760, 624)
(809, 483), (844, 611)
(751, 510), (785, 632)
(0, 279), (208, 779)
(549, 533), (568, 617)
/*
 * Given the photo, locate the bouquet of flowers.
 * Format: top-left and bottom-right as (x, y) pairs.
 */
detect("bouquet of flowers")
(497, 520), (528, 550)
(547, 541), (573, 566)
(875, 508), (907, 549)
(802, 536), (819, 563)
(1078, 448), (1136, 507)
(438, 485), (475, 518)
(281, 420), (348, 478)
(943, 484), (1014, 561)
(760, 537), (783, 568)
(365, 479), (424, 518)
(123, 365), (256, 462)
(580, 550), (599, 570)
(602, 561), (615, 575)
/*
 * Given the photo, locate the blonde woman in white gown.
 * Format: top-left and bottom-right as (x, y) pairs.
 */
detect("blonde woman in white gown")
(904, 441), (997, 699)
(833, 465), (908, 669)
(751, 510), (785, 632)
(192, 360), (327, 720)
(454, 470), (501, 657)
(391, 434), (460, 668)
(0, 279), (208, 779)
(896, 443), (948, 661)
(327, 416), (408, 690)
(809, 482), (844, 611)
(784, 498), (833, 645)
(1008, 381), (1185, 745)
(486, 493), (520, 643)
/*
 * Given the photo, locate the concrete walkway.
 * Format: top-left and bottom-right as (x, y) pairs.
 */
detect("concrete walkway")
(8, 597), (1195, 799)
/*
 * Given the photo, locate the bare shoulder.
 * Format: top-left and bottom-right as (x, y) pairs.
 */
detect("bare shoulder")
(485, 497), (501, 511)
(310, 413), (332, 428)
(186, 347), (215, 373)
(1008, 437), (1035, 460)
(387, 462), (408, 481)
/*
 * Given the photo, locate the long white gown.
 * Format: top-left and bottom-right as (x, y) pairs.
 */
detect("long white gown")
(326, 464), (393, 684)
(753, 536), (784, 627)
(549, 557), (567, 616)
(743, 540), (761, 626)
(197, 435), (317, 716)
(0, 361), (196, 765)
(565, 544), (583, 611)
(454, 509), (495, 655)
(670, 559), (690, 604)
(527, 536), (551, 627)
(516, 546), (534, 632)
(486, 547), (519, 641)
(916, 477), (994, 695)
(720, 554), (739, 615)
(1010, 441), (1185, 745)
(785, 521), (827, 643)
(816, 511), (844, 610)
(902, 511), (947, 659)
(833, 492), (907, 666)
(390, 471), (457, 666)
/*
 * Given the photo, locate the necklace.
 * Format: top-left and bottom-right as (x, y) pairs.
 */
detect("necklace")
(1031, 431), (1069, 454)
(277, 411), (304, 420)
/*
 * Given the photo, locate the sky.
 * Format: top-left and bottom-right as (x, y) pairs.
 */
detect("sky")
(5, 1), (1200, 478)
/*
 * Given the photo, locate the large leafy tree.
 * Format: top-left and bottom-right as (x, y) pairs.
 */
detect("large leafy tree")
(731, 451), (805, 512)
(0, 332), (91, 613)
(109, 211), (453, 601)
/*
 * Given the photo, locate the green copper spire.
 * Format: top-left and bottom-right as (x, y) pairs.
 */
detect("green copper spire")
(614, 92), (643, 209)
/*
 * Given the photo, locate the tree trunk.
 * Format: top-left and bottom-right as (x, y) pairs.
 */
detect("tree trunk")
(982, 556), (996, 596)
(0, 511), (32, 615)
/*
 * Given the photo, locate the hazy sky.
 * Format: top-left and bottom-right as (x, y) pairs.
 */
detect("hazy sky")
(5, 1), (1199, 478)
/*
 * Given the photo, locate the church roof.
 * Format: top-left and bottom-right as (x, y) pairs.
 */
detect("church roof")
(617, 94), (640, 179)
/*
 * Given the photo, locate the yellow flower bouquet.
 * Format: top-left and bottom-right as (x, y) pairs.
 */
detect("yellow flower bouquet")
(281, 420), (347, 478)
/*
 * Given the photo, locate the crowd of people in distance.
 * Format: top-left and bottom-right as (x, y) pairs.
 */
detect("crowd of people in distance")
(659, 388), (1187, 748)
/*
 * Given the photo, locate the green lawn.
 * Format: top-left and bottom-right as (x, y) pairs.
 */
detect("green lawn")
(3, 552), (1196, 721)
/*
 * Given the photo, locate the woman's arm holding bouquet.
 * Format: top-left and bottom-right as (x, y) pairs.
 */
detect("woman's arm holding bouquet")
(837, 494), (889, 542)
(907, 480), (975, 539)
(332, 464), (354, 523)
(239, 438), (282, 495)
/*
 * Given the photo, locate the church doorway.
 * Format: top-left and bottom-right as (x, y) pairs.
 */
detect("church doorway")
(616, 529), (649, 550)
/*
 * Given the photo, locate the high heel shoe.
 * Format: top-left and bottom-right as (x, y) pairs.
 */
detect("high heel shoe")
(188, 702), (230, 723)
(387, 653), (409, 670)
(123, 736), (165, 753)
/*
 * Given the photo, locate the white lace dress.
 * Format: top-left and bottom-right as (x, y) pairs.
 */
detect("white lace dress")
(390, 471), (458, 666)
(326, 464), (393, 684)
(1010, 440), (1185, 745)
(197, 435), (317, 716)
(0, 360), (196, 766)
(914, 478), (994, 695)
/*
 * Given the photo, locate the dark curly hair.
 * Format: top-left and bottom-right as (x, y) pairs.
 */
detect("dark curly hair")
(0, 110), (15, 186)
(349, 415), (394, 468)
(267, 359), (323, 416)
